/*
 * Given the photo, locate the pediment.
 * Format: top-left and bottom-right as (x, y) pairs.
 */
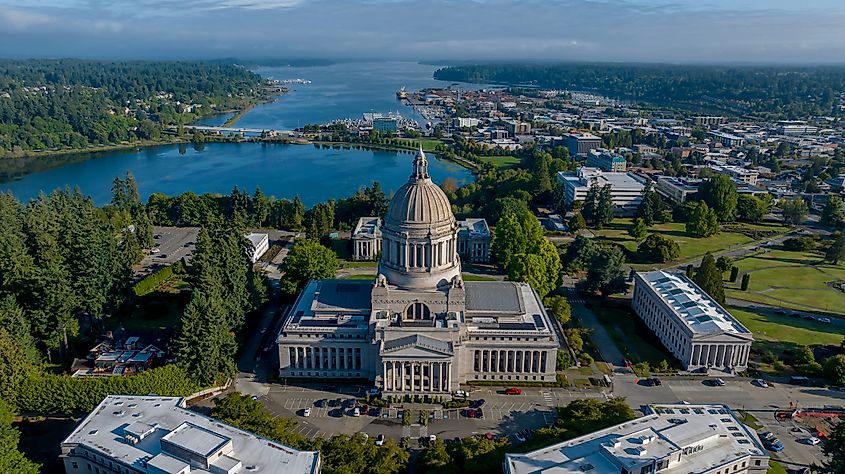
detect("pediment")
(692, 331), (753, 343)
(381, 334), (453, 358)
(381, 345), (452, 358)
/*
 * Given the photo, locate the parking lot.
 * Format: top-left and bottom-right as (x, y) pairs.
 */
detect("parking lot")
(135, 226), (199, 278)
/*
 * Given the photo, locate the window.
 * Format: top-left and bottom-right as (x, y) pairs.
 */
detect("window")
(72, 462), (79, 469)
(755, 461), (762, 466)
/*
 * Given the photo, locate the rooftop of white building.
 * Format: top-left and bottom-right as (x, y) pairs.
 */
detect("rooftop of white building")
(62, 395), (320, 474)
(557, 167), (645, 192)
(353, 216), (382, 238)
(637, 271), (752, 338)
(458, 218), (490, 237)
(504, 403), (767, 474)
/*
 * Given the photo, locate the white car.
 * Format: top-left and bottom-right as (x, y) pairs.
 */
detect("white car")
(303, 408), (312, 417)
(753, 379), (769, 388)
(352, 407), (361, 417)
(818, 317), (832, 324)
(713, 378), (726, 387)
(428, 434), (437, 443)
(150, 248), (161, 254)
(801, 437), (821, 445)
(453, 390), (469, 398)
(375, 434), (385, 446)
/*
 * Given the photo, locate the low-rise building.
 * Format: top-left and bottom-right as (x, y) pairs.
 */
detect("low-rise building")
(504, 403), (769, 474)
(656, 176), (700, 203)
(246, 232), (269, 263)
(453, 117), (481, 128)
(61, 395), (320, 474)
(352, 217), (382, 261)
(709, 131), (745, 147)
(565, 132), (603, 157)
(633, 271), (753, 373)
(457, 218), (491, 263)
(504, 120), (531, 135)
(587, 149), (627, 172)
(557, 167), (645, 216)
(710, 164), (759, 186)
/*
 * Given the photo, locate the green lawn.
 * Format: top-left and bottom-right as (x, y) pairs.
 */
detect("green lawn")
(726, 249), (845, 313)
(476, 155), (521, 169)
(461, 274), (498, 281)
(342, 274), (376, 280)
(592, 219), (788, 264)
(728, 307), (843, 347)
(768, 461), (788, 474)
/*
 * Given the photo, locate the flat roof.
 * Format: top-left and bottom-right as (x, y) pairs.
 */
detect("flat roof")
(558, 168), (645, 192)
(637, 271), (751, 337)
(505, 404), (767, 474)
(61, 395), (320, 474)
(353, 217), (381, 238)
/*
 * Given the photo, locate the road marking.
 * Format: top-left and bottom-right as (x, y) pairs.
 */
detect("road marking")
(541, 391), (554, 406)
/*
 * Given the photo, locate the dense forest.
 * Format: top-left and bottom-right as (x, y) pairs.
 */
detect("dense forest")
(0, 60), (266, 157)
(433, 63), (845, 118)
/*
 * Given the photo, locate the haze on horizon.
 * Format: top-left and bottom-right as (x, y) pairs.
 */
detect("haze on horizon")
(1, 0), (844, 64)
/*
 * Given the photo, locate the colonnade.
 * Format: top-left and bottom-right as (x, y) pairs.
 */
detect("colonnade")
(382, 235), (455, 271)
(383, 360), (451, 392)
(473, 349), (547, 374)
(690, 343), (749, 368)
(289, 346), (362, 371)
(353, 239), (379, 261)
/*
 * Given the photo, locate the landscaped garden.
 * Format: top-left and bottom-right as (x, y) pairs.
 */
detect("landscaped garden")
(725, 249), (845, 314)
(591, 218), (790, 264)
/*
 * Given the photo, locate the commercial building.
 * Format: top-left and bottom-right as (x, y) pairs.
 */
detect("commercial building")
(556, 167), (645, 216)
(453, 117), (481, 129)
(277, 148), (560, 393)
(692, 116), (727, 126)
(372, 117), (398, 134)
(456, 218), (491, 263)
(632, 271), (753, 373)
(61, 395), (320, 474)
(587, 149), (627, 172)
(504, 403), (769, 474)
(656, 176), (700, 203)
(504, 120), (531, 136)
(246, 233), (269, 263)
(352, 217), (382, 261)
(709, 131), (745, 148)
(777, 121), (818, 136)
(709, 164), (760, 186)
(565, 132), (603, 157)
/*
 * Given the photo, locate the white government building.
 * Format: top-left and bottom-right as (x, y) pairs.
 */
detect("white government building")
(61, 395), (320, 474)
(276, 147), (560, 394)
(557, 167), (645, 216)
(504, 403), (769, 474)
(633, 271), (753, 373)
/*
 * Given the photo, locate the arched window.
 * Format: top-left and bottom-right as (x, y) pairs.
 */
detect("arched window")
(405, 302), (431, 320)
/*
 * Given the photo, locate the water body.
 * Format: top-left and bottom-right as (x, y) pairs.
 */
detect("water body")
(0, 62), (480, 205)
(0, 143), (473, 206)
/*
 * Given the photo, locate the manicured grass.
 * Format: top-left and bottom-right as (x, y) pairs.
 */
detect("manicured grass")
(341, 261), (380, 268)
(727, 249), (845, 313)
(737, 410), (763, 430)
(768, 461), (788, 474)
(592, 219), (788, 263)
(342, 274), (376, 280)
(461, 274), (498, 281)
(728, 307), (843, 347)
(476, 155), (521, 169)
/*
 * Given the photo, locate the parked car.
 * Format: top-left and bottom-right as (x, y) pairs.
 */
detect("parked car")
(766, 439), (784, 452)
(651, 378), (662, 386)
(453, 390), (469, 398)
(800, 437), (821, 446)
(472, 399), (486, 408)
(475, 408), (484, 419)
(352, 407), (360, 417)
(375, 434), (385, 446)
(303, 408), (312, 417)
(366, 388), (380, 396)
(759, 432), (775, 442)
(514, 432), (526, 442)
(428, 434), (437, 443)
(505, 387), (522, 395)
(704, 378), (726, 387)
(818, 317), (832, 323)
(752, 379), (769, 388)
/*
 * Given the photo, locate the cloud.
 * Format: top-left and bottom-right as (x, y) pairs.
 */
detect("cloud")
(0, 7), (53, 31)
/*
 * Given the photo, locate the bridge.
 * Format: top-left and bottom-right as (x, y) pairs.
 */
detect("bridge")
(174, 125), (300, 136)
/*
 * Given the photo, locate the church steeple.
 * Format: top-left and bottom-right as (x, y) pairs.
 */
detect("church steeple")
(411, 144), (429, 181)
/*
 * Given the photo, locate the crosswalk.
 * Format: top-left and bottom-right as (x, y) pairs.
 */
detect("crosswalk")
(541, 391), (554, 406)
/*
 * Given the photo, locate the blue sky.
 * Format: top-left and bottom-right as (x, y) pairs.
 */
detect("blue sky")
(1, 0), (843, 63)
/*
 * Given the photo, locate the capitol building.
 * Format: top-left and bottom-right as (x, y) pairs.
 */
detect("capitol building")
(276, 147), (560, 394)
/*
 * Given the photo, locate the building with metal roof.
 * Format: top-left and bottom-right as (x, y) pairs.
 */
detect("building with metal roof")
(60, 395), (320, 474)
(504, 403), (769, 474)
(633, 271), (753, 373)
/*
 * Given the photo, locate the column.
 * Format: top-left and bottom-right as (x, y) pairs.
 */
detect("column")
(492, 351), (498, 373)
(445, 362), (450, 391)
(508, 350), (515, 372)
(691, 345), (700, 367)
(524, 351), (531, 372)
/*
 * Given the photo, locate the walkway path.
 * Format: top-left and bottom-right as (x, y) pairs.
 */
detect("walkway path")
(562, 276), (626, 368)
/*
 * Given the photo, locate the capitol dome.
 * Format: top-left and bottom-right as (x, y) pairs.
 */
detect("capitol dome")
(378, 146), (461, 290)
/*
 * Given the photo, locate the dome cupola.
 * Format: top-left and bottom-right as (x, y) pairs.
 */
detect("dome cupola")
(378, 146), (461, 290)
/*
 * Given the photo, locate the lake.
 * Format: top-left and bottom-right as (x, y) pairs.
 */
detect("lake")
(0, 62), (479, 205)
(0, 143), (473, 206)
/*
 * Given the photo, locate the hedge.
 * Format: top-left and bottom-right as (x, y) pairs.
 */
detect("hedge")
(15, 365), (201, 414)
(132, 265), (175, 296)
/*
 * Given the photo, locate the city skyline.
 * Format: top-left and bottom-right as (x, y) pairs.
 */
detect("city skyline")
(1, 0), (844, 63)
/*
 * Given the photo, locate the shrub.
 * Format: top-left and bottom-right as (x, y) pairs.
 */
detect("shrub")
(556, 350), (573, 370)
(783, 236), (817, 251)
(729, 266), (739, 282)
(402, 409), (411, 426)
(132, 265), (174, 296)
(637, 234), (681, 263)
(741, 273), (751, 291)
(578, 353), (594, 367)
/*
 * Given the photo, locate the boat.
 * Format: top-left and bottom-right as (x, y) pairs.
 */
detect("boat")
(396, 86), (407, 100)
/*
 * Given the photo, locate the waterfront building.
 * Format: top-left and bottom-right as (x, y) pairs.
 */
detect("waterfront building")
(246, 232), (269, 263)
(352, 217), (382, 261)
(556, 167), (644, 216)
(632, 271), (753, 373)
(504, 403), (769, 474)
(587, 149), (627, 172)
(276, 147), (560, 394)
(565, 132), (603, 157)
(456, 218), (491, 263)
(61, 395), (320, 474)
(373, 117), (398, 134)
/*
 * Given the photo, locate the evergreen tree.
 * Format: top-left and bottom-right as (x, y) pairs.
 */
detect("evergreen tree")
(0, 398), (40, 473)
(595, 185), (614, 229)
(637, 181), (662, 226)
(583, 247), (627, 296)
(251, 187), (270, 227)
(628, 218), (648, 240)
(694, 253), (726, 305)
(173, 289), (237, 387)
(582, 186), (599, 226)
(826, 233), (845, 265)
(782, 197), (808, 225)
(686, 202), (720, 237)
(291, 195), (305, 230)
(821, 196), (845, 228)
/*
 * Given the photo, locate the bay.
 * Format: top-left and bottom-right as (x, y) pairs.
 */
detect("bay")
(0, 143), (473, 206)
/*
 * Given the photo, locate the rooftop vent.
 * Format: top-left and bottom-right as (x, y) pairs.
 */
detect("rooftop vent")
(88, 430), (98, 435)
(578, 464), (595, 472)
(112, 410), (126, 417)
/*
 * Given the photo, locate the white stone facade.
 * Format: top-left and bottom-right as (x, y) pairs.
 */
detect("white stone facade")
(557, 167), (645, 216)
(633, 271), (753, 373)
(277, 148), (560, 394)
(351, 217), (382, 261)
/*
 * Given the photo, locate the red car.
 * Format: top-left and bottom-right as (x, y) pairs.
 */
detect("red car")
(505, 387), (522, 395)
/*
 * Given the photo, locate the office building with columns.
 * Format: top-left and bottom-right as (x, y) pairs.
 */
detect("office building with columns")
(351, 216), (382, 261)
(277, 147), (560, 394)
(632, 271), (753, 373)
